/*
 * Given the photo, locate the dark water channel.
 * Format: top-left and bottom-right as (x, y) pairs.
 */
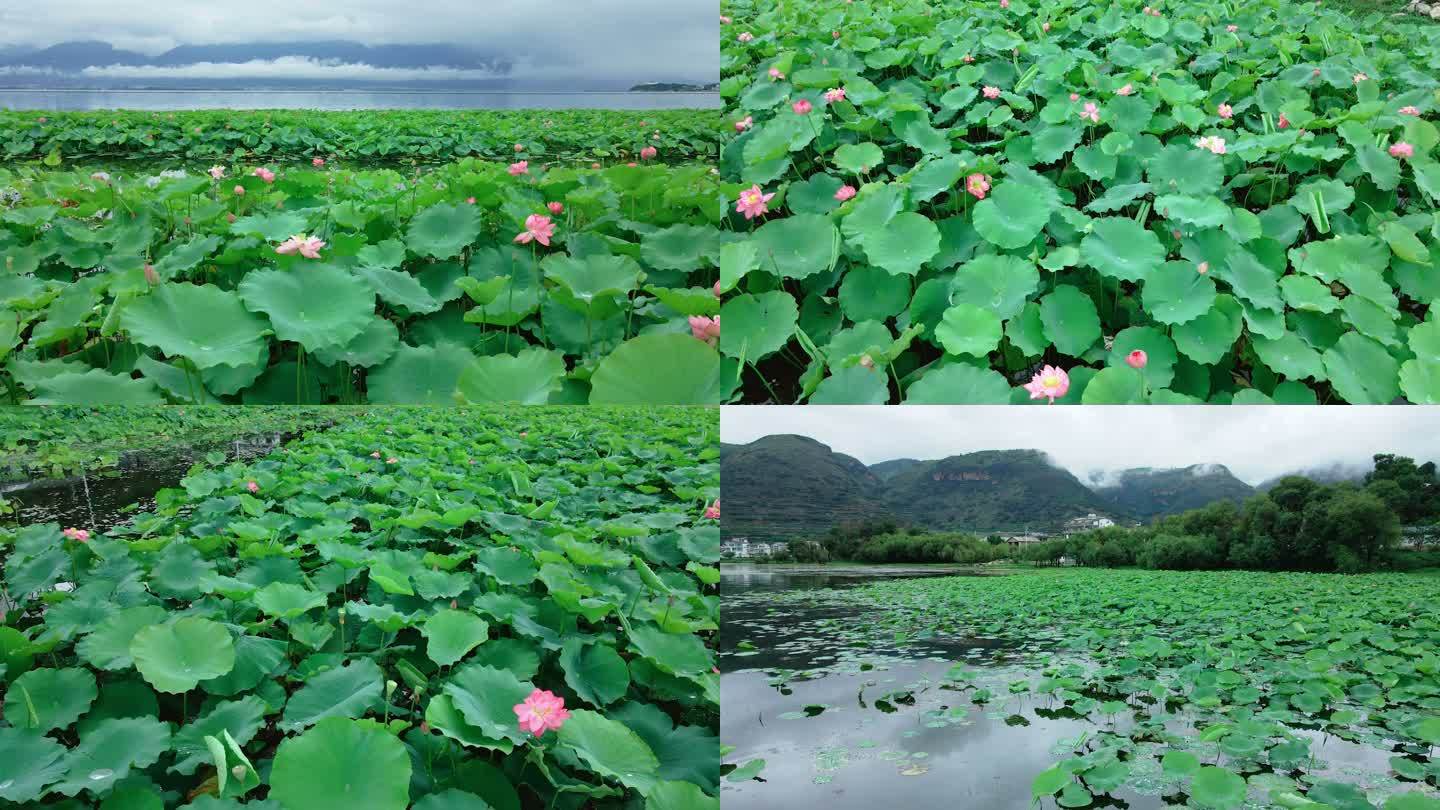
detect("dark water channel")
(720, 564), (1405, 810)
(3, 431), (302, 534)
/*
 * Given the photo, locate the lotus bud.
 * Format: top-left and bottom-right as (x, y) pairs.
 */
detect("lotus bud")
(144, 263), (159, 285)
(231, 766), (247, 780)
(386, 680), (398, 698)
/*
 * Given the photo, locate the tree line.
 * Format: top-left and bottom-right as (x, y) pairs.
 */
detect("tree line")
(772, 455), (1440, 573)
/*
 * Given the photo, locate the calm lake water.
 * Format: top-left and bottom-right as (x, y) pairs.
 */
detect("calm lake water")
(0, 89), (720, 111)
(720, 564), (1398, 810)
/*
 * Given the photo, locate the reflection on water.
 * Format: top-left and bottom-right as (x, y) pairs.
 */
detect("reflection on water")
(4, 432), (291, 533)
(0, 89), (720, 111)
(720, 564), (1408, 810)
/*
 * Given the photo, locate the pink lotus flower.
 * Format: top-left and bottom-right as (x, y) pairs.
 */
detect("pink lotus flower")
(736, 184), (775, 220)
(793, 99), (813, 115)
(144, 264), (159, 285)
(253, 167), (276, 184)
(735, 116), (754, 131)
(371, 451), (381, 458)
(514, 143), (525, 152)
(62, 527), (90, 542)
(467, 196), (477, 204)
(1001, 0), (1010, 7)
(768, 67), (784, 80)
(508, 161), (530, 176)
(1389, 142), (1414, 159)
(1080, 102), (1100, 123)
(963, 54), (975, 63)
(1354, 73), (1369, 83)
(738, 32), (754, 42)
(520, 431), (528, 438)
(835, 184), (857, 202)
(720, 15), (731, 23)
(234, 185), (246, 196)
(386, 457), (398, 464)
(1277, 113), (1290, 129)
(1024, 366), (1070, 403)
(1043, 22), (1051, 31)
(591, 162), (602, 169)
(208, 165), (226, 180)
(965, 173), (991, 200)
(689, 315), (720, 346)
(1194, 135), (1227, 154)
(91, 171), (111, 184)
(1218, 103), (1233, 119)
(514, 214), (556, 247)
(1126, 350), (1148, 369)
(1399, 106), (1421, 116)
(1069, 93), (1079, 101)
(276, 234), (326, 259)
(548, 201), (564, 214)
(981, 85), (1002, 99)
(514, 689), (570, 736)
(1197, 261), (1209, 274)
(704, 499), (721, 520)
(313, 157), (325, 167)
(1226, 23), (1238, 32)
(1116, 84), (1134, 96)
(713, 280), (723, 297)
(246, 481), (259, 494)
(824, 87), (846, 103)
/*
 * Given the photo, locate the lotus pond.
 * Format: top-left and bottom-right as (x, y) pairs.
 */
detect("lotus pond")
(0, 406), (335, 480)
(0, 109), (726, 167)
(0, 157), (725, 405)
(0, 406), (721, 809)
(717, 0), (1440, 404)
(721, 564), (1440, 809)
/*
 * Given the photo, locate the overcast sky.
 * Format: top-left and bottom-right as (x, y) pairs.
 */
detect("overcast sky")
(722, 407), (1440, 485)
(0, 0), (717, 82)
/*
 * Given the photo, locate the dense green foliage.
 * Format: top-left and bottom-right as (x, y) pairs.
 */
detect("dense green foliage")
(0, 159), (723, 404)
(0, 406), (720, 809)
(848, 569), (1440, 808)
(0, 109), (725, 167)
(0, 406), (334, 479)
(772, 522), (1003, 564)
(718, 0), (1440, 404)
(1020, 454), (1440, 572)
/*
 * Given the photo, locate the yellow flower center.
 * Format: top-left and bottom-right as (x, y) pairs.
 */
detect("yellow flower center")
(1043, 375), (1060, 388)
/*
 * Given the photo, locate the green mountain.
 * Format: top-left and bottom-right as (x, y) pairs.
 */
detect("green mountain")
(869, 458), (922, 481)
(881, 450), (1120, 532)
(720, 435), (887, 542)
(1094, 465), (1255, 521)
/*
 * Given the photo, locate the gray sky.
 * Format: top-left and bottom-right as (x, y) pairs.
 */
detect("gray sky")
(0, 0), (718, 82)
(721, 407), (1440, 485)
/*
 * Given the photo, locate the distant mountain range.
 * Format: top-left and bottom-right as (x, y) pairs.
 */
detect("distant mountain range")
(0, 40), (715, 91)
(719, 435), (1358, 542)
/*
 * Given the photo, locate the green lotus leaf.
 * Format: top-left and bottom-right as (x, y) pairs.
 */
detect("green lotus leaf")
(903, 363), (1012, 404)
(720, 291), (797, 360)
(750, 214), (839, 280)
(270, 718), (411, 810)
(52, 717), (170, 797)
(559, 639), (630, 708)
(77, 605), (169, 671)
(238, 266), (376, 352)
(0, 728), (67, 802)
(1144, 261), (1217, 325)
(1173, 295), (1243, 364)
(456, 348), (566, 404)
(1039, 286), (1101, 357)
(130, 617), (236, 694)
(171, 696), (267, 776)
(356, 266), (442, 315)
(1108, 327), (1178, 389)
(423, 610), (490, 668)
(30, 368), (165, 405)
(1081, 366), (1146, 404)
(280, 659), (384, 731)
(368, 342), (478, 404)
(311, 317), (400, 368)
(589, 334), (719, 405)
(646, 781), (719, 810)
(407, 203), (484, 259)
(1081, 218), (1165, 282)
(1322, 333), (1399, 404)
(839, 265), (911, 323)
(443, 664), (535, 746)
(972, 183), (1051, 249)
(935, 303), (1002, 358)
(949, 255), (1040, 321)
(557, 709), (661, 794)
(1190, 766), (1247, 809)
(855, 212), (941, 276)
(254, 583), (328, 619)
(2, 667), (97, 732)
(1253, 331), (1327, 382)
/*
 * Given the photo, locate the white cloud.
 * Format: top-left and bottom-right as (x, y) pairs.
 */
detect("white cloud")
(721, 406), (1440, 485)
(79, 58), (507, 82)
(0, 0), (718, 82)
